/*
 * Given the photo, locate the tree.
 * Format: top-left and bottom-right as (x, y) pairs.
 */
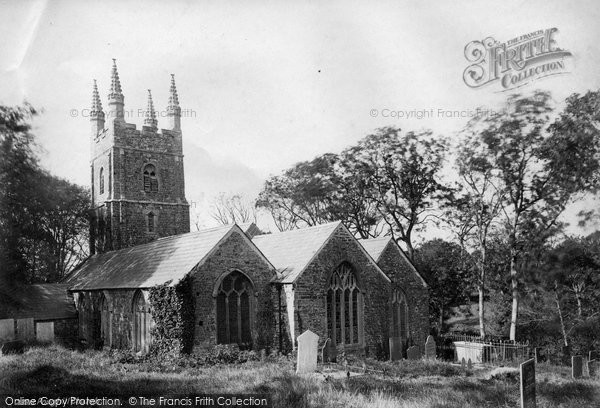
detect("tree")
(414, 239), (473, 333)
(210, 192), (257, 225)
(257, 153), (383, 237)
(342, 128), (450, 259)
(454, 120), (505, 338)
(465, 91), (600, 340)
(0, 104), (90, 285)
(0, 104), (41, 285)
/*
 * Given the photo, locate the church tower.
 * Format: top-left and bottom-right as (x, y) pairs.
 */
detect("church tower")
(89, 60), (190, 254)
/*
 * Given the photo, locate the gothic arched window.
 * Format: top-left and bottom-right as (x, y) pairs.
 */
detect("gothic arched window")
(99, 294), (111, 347)
(133, 291), (152, 353)
(215, 271), (253, 346)
(327, 262), (361, 346)
(147, 212), (155, 233)
(143, 164), (158, 192)
(392, 289), (409, 339)
(99, 167), (104, 194)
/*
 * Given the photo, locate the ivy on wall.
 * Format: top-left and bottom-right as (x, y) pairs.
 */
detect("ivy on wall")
(148, 276), (195, 356)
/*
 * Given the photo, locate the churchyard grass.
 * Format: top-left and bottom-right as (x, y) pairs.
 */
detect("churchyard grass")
(1, 345), (599, 408)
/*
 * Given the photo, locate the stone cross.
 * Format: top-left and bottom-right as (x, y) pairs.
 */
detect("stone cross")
(389, 336), (402, 361)
(425, 335), (436, 360)
(407, 345), (420, 360)
(572, 355), (583, 379)
(296, 330), (319, 374)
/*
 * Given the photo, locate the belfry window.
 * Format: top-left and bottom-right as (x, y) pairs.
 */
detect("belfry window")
(215, 271), (253, 346)
(143, 164), (158, 192)
(392, 289), (409, 339)
(147, 212), (155, 233)
(327, 262), (361, 346)
(99, 167), (104, 194)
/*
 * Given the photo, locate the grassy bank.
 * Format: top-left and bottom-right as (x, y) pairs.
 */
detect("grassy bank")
(0, 346), (598, 407)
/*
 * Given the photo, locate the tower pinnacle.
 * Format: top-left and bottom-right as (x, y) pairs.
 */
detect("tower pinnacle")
(144, 89), (158, 129)
(167, 74), (181, 131)
(91, 79), (104, 117)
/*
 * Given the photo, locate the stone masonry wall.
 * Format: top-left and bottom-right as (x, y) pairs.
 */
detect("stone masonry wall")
(190, 230), (277, 353)
(377, 242), (429, 353)
(293, 227), (391, 359)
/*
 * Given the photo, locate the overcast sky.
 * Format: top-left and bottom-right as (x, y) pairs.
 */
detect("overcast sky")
(1, 0), (599, 238)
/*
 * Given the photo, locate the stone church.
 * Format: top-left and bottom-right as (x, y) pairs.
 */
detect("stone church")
(65, 61), (428, 358)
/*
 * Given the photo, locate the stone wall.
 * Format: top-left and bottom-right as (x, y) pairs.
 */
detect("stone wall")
(377, 242), (429, 352)
(190, 230), (277, 353)
(292, 227), (391, 359)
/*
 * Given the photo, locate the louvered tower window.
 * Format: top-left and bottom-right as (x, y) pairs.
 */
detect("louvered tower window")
(99, 167), (104, 194)
(143, 164), (158, 192)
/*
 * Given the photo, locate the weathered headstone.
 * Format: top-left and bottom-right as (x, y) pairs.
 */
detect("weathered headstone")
(389, 336), (402, 361)
(520, 358), (536, 408)
(467, 358), (473, 370)
(35, 322), (54, 342)
(588, 360), (597, 377)
(572, 355), (583, 379)
(0, 319), (15, 342)
(321, 338), (331, 363)
(296, 329), (319, 374)
(534, 347), (540, 364)
(407, 345), (420, 360)
(15, 318), (34, 341)
(461, 357), (466, 370)
(425, 335), (436, 360)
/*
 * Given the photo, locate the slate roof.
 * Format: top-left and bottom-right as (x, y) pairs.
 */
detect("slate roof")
(359, 236), (391, 262)
(65, 224), (242, 290)
(0, 284), (76, 320)
(359, 236), (428, 288)
(252, 221), (343, 283)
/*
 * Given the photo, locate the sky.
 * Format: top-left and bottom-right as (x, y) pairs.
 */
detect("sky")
(1, 0), (599, 239)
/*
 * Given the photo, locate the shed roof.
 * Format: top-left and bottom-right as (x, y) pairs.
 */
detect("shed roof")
(65, 224), (249, 290)
(0, 284), (76, 320)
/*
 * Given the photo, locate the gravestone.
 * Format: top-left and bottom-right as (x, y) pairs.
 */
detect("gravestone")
(561, 345), (571, 366)
(461, 357), (466, 370)
(35, 322), (54, 342)
(589, 351), (598, 361)
(321, 338), (331, 363)
(520, 358), (536, 408)
(467, 358), (473, 370)
(15, 318), (34, 341)
(0, 319), (15, 342)
(296, 330), (319, 374)
(362, 361), (367, 373)
(534, 348), (540, 364)
(259, 349), (267, 361)
(588, 360), (597, 377)
(572, 355), (583, 379)
(425, 335), (436, 360)
(389, 336), (402, 361)
(407, 345), (420, 360)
